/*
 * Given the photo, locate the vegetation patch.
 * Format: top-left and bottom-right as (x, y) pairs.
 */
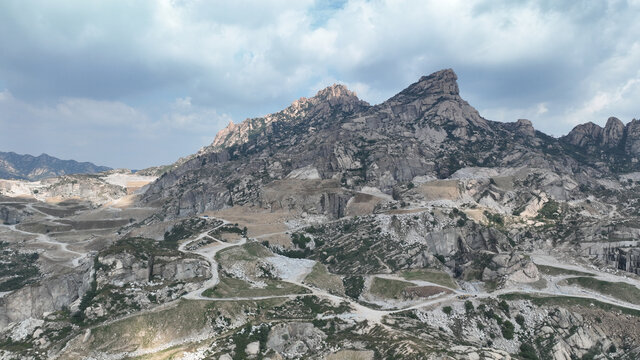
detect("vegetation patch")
(101, 237), (180, 260)
(400, 269), (457, 289)
(498, 293), (640, 317)
(565, 277), (640, 305)
(217, 242), (272, 265)
(369, 277), (415, 299)
(164, 217), (222, 249)
(343, 275), (365, 299)
(0, 242), (40, 292)
(202, 276), (309, 298)
(536, 264), (594, 277)
(537, 200), (560, 220)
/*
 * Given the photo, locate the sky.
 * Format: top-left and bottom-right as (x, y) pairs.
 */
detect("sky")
(0, 0), (639, 169)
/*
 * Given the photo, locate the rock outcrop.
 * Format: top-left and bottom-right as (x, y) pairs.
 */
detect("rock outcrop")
(266, 322), (327, 358)
(0, 262), (92, 328)
(481, 253), (540, 283)
(97, 253), (210, 287)
(561, 116), (640, 171)
(0, 204), (30, 225)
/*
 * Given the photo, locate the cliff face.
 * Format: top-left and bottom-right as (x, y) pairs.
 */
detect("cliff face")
(0, 262), (92, 328)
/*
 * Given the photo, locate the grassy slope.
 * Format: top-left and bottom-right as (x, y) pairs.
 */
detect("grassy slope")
(400, 269), (458, 289)
(565, 276), (640, 305)
(202, 277), (309, 298)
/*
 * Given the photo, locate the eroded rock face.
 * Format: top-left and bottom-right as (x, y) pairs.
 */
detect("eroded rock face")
(97, 253), (210, 287)
(266, 322), (326, 358)
(563, 117), (625, 150)
(0, 204), (29, 225)
(482, 253), (539, 283)
(546, 308), (611, 360)
(0, 262), (92, 328)
(210, 84), (370, 150)
(561, 116), (640, 171)
(564, 122), (604, 148)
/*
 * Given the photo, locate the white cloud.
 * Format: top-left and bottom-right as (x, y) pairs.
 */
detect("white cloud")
(0, 90), (231, 168)
(1, 0), (640, 164)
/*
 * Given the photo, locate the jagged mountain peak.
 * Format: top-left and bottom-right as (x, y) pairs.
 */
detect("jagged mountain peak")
(385, 69), (459, 106)
(312, 83), (359, 101)
(413, 68), (459, 95)
(605, 116), (624, 128)
(290, 82), (368, 111)
(564, 116), (628, 149)
(209, 83), (369, 150)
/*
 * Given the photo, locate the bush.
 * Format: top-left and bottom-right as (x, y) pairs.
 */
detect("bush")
(537, 200), (560, 219)
(343, 276), (365, 299)
(498, 299), (510, 316)
(515, 314), (525, 328)
(519, 343), (539, 360)
(442, 306), (453, 315)
(465, 300), (474, 314)
(291, 233), (312, 249)
(501, 320), (515, 340)
(484, 211), (504, 226)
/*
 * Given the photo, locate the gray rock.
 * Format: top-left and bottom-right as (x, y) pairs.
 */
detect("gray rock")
(266, 322), (326, 358)
(0, 262), (92, 328)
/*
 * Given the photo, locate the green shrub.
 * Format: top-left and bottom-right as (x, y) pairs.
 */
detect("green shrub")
(498, 299), (510, 316)
(519, 343), (539, 360)
(465, 300), (474, 314)
(343, 276), (364, 299)
(442, 306), (453, 315)
(537, 200), (560, 219)
(501, 320), (515, 340)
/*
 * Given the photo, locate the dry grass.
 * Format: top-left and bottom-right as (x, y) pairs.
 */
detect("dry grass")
(369, 277), (415, 299)
(207, 206), (296, 238)
(416, 180), (461, 201)
(325, 350), (375, 360)
(303, 263), (345, 295)
(400, 269), (458, 289)
(345, 192), (383, 216)
(403, 285), (452, 298)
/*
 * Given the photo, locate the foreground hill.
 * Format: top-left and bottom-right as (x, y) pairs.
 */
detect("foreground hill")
(0, 151), (111, 180)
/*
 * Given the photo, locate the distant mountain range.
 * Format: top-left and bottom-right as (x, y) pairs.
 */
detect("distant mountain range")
(0, 151), (111, 181)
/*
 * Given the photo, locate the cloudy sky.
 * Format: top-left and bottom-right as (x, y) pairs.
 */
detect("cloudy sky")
(1, 0), (639, 169)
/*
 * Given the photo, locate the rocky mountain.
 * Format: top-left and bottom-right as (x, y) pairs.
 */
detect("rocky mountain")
(142, 69), (597, 218)
(561, 116), (640, 172)
(3, 69), (640, 360)
(0, 151), (111, 181)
